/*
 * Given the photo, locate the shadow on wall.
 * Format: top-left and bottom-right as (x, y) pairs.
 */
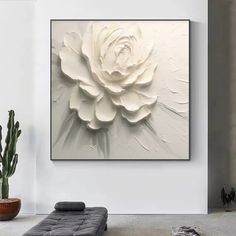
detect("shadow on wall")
(208, 0), (233, 208)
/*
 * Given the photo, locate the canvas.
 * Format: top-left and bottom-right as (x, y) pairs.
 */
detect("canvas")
(51, 20), (189, 160)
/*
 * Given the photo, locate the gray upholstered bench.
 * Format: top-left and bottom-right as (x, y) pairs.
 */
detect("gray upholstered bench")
(23, 202), (108, 236)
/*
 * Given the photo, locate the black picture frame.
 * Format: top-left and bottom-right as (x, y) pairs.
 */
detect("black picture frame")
(50, 19), (191, 161)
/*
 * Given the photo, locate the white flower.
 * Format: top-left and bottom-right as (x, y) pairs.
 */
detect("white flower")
(59, 22), (158, 130)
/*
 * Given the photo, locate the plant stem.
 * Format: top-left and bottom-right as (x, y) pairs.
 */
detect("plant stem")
(2, 177), (9, 199)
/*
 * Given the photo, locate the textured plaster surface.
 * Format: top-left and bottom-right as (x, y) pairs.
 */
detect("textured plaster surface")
(52, 21), (189, 160)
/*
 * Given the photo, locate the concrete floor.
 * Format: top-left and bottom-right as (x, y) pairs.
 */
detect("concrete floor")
(0, 211), (235, 236)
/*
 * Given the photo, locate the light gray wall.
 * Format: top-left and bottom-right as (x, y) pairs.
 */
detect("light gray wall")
(208, 0), (236, 208)
(35, 0), (208, 214)
(0, 0), (208, 214)
(0, 0), (36, 214)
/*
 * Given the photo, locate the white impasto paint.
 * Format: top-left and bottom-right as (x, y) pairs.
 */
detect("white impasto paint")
(58, 22), (159, 130)
(52, 21), (189, 160)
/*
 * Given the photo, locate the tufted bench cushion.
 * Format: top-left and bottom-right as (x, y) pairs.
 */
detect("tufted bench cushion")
(23, 207), (108, 236)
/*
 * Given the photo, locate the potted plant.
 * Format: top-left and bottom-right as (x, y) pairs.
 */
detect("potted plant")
(0, 110), (21, 221)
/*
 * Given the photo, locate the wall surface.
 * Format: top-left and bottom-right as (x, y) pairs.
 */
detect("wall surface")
(0, 0), (36, 214)
(208, 0), (236, 208)
(35, 0), (208, 214)
(229, 0), (236, 191)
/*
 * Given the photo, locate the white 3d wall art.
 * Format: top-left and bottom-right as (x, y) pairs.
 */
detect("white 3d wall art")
(51, 20), (189, 160)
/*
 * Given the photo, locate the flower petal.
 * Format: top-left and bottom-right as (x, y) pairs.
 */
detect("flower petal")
(81, 24), (93, 61)
(117, 90), (157, 113)
(122, 106), (151, 123)
(135, 63), (158, 87)
(111, 96), (121, 106)
(69, 85), (81, 110)
(69, 85), (95, 122)
(60, 46), (98, 86)
(82, 24), (109, 87)
(120, 92), (140, 112)
(64, 32), (82, 54)
(87, 118), (102, 130)
(95, 93), (117, 122)
(137, 40), (154, 65)
(59, 46), (81, 81)
(78, 99), (94, 122)
(79, 82), (102, 98)
(100, 27), (122, 59)
(136, 91), (158, 106)
(105, 83), (125, 95)
(121, 65), (147, 87)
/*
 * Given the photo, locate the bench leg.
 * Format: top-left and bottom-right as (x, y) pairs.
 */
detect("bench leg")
(104, 224), (108, 231)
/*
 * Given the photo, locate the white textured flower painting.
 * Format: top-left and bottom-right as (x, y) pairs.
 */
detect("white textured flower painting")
(51, 20), (189, 160)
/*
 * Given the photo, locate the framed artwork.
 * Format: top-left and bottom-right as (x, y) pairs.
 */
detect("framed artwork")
(51, 20), (190, 160)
